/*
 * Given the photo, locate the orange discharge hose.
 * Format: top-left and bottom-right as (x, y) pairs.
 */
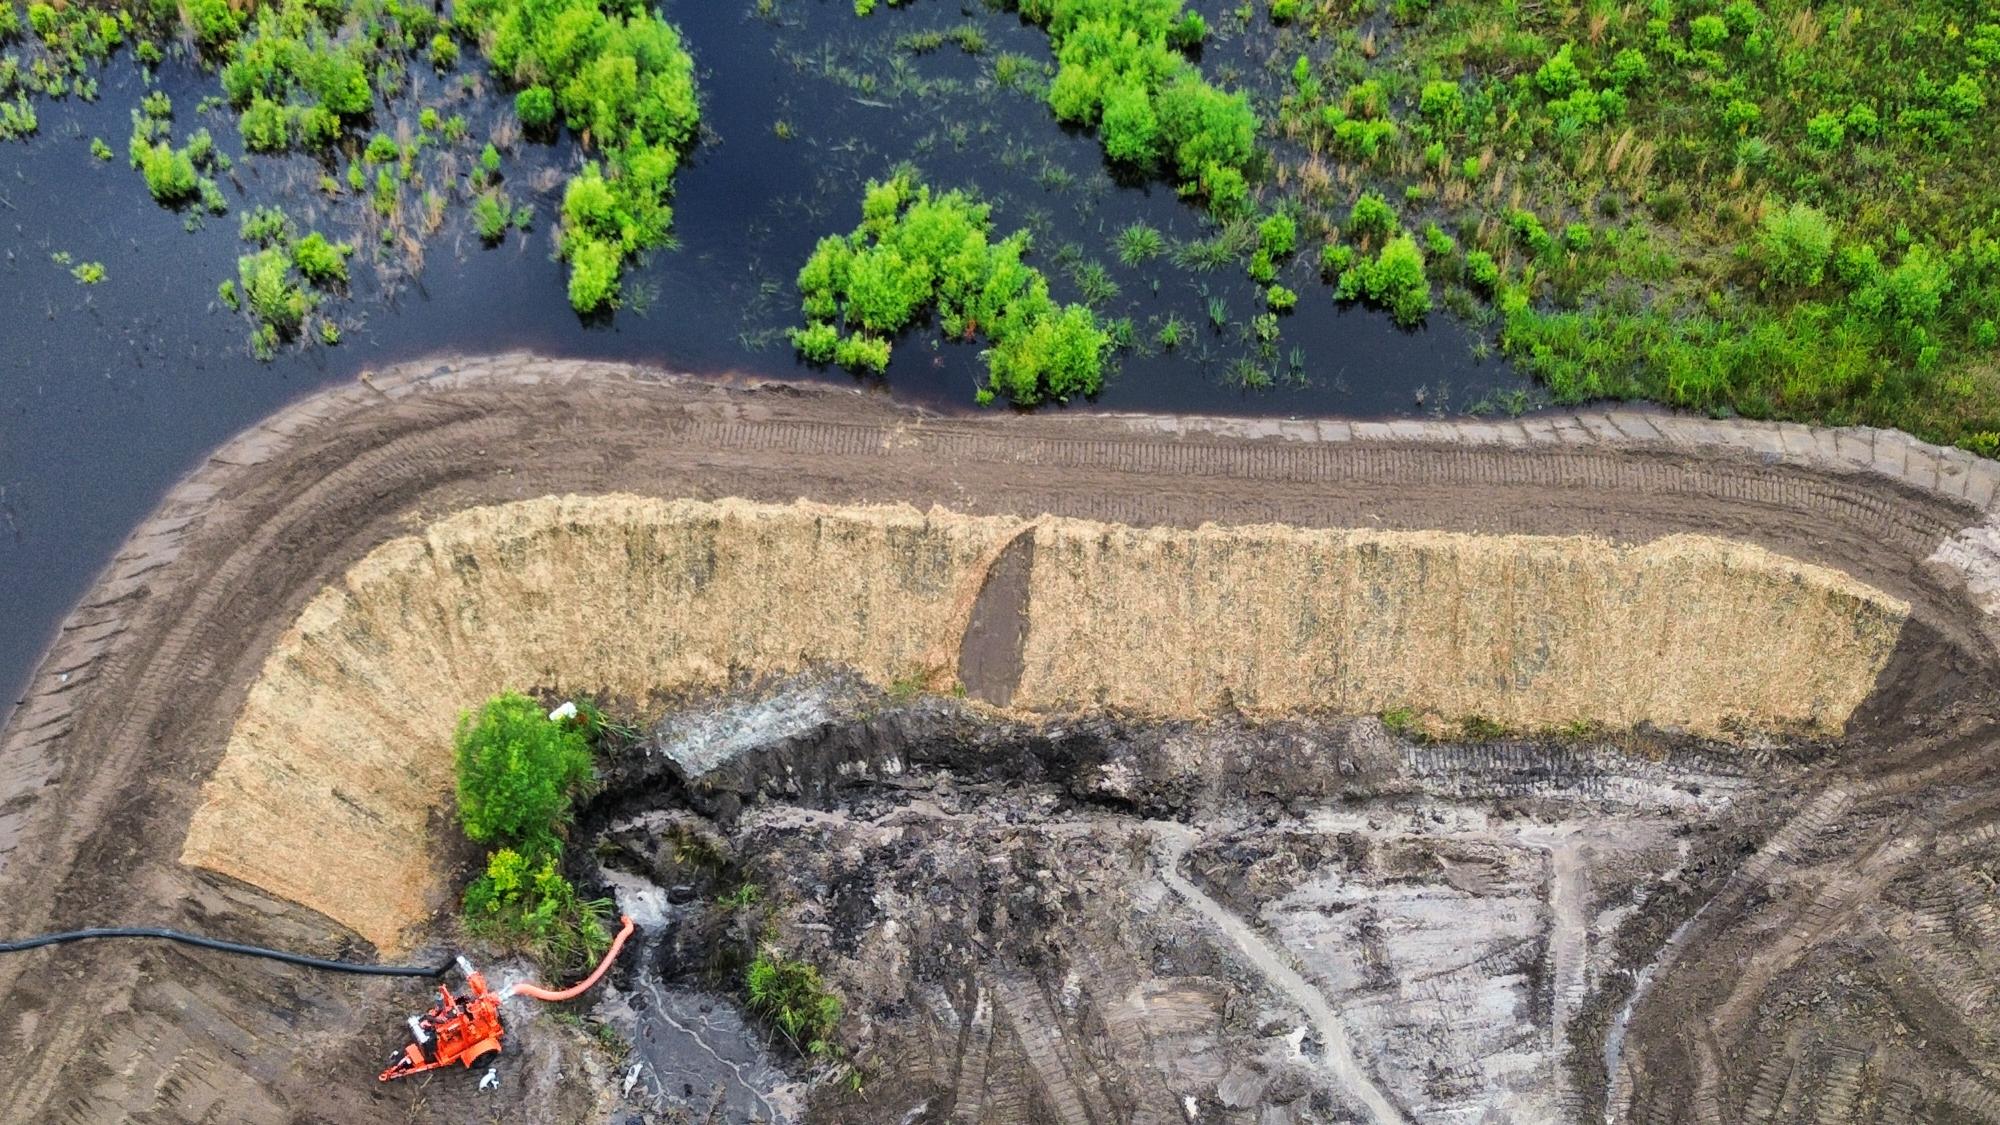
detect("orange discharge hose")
(506, 915), (637, 1002)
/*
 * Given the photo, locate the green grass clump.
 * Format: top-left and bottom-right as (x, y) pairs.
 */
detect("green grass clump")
(1115, 221), (1165, 265)
(463, 846), (611, 976)
(458, 0), (700, 313)
(746, 947), (843, 1058)
(1011, 0), (1255, 216)
(791, 172), (1109, 405)
(472, 192), (513, 244)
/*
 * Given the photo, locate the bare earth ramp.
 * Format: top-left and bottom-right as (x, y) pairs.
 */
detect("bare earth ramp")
(0, 354), (1997, 1124)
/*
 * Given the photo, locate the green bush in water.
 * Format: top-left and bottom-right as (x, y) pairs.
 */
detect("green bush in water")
(292, 231), (350, 286)
(1335, 233), (1432, 327)
(1013, 0), (1256, 217)
(791, 172), (1109, 405)
(515, 85), (555, 131)
(458, 0), (700, 313)
(237, 247), (311, 334)
(472, 193), (512, 243)
(138, 143), (197, 202)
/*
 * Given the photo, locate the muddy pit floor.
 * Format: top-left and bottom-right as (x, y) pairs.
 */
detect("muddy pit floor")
(2, 355), (1999, 1124)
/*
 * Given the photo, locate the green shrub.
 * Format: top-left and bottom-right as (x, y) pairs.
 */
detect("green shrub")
(453, 691), (595, 852)
(293, 231), (350, 285)
(186, 0), (239, 48)
(1606, 47), (1650, 89)
(1418, 80), (1462, 124)
(1013, 0), (1256, 216)
(1508, 209), (1554, 257)
(237, 247), (310, 335)
(1422, 222), (1456, 258)
(458, 0), (700, 308)
(746, 948), (843, 1058)
(1266, 283), (1296, 311)
(515, 85), (555, 130)
(1721, 98), (1761, 133)
(1257, 212), (1297, 258)
(1465, 249), (1500, 291)
(792, 173), (1107, 405)
(1535, 44), (1583, 99)
(428, 33), (458, 71)
(238, 98), (290, 152)
(1759, 201), (1835, 288)
(833, 332), (892, 373)
(472, 193), (511, 243)
(1804, 110), (1845, 151)
(238, 205), (293, 246)
(1347, 191), (1397, 239)
(1335, 233), (1431, 326)
(1689, 14), (1728, 50)
(790, 320), (840, 363)
(138, 143), (197, 202)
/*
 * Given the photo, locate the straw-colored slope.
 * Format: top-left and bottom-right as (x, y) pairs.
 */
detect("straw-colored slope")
(1018, 521), (1904, 732)
(180, 495), (1907, 950)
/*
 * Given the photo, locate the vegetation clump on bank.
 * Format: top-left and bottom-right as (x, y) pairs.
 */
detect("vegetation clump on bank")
(791, 171), (1110, 404)
(455, 0), (700, 313)
(454, 691), (610, 975)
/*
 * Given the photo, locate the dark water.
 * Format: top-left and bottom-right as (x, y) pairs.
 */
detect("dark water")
(0, 0), (1533, 716)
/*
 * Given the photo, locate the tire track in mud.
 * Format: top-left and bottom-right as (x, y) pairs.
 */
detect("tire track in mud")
(0, 353), (1995, 1123)
(1149, 820), (1409, 1125)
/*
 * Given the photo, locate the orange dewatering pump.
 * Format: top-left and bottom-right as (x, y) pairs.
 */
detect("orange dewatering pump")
(378, 915), (637, 1082)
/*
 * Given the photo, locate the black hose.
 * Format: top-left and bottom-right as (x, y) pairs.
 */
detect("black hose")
(0, 928), (452, 977)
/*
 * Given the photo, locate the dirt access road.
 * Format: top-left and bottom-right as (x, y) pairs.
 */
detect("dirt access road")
(0, 353), (1997, 1123)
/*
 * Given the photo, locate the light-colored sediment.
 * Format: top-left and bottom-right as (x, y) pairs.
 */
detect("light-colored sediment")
(1018, 520), (1904, 731)
(182, 493), (1906, 951)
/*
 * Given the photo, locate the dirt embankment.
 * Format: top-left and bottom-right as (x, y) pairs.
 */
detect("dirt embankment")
(0, 354), (1996, 1125)
(182, 495), (1904, 952)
